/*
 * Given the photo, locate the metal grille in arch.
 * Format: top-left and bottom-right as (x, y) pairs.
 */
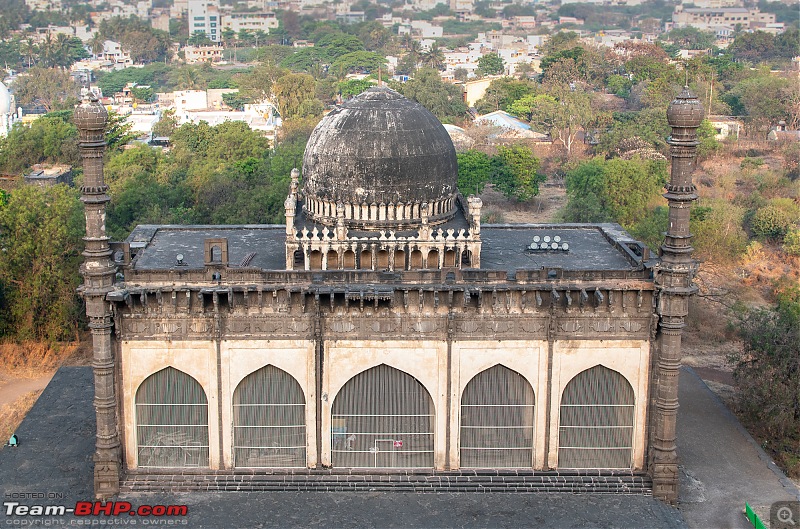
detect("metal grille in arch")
(460, 365), (535, 468)
(558, 365), (634, 469)
(136, 367), (209, 468)
(331, 365), (434, 468)
(233, 365), (306, 468)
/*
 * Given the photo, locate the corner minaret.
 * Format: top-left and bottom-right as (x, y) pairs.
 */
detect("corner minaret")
(75, 89), (121, 498)
(650, 87), (703, 503)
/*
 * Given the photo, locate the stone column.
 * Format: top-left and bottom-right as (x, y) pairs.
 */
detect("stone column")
(650, 87), (703, 503)
(75, 90), (121, 498)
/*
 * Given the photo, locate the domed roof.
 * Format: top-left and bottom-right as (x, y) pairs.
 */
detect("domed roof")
(302, 87), (458, 227)
(0, 82), (11, 116)
(667, 86), (703, 129)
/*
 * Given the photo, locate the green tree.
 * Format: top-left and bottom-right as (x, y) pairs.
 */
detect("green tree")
(690, 199), (749, 260)
(99, 15), (171, 63)
(750, 198), (800, 239)
(493, 145), (544, 201)
(0, 112), (78, 173)
(513, 87), (605, 159)
(130, 85), (155, 103)
(188, 31), (213, 46)
(392, 68), (468, 123)
(729, 30), (777, 64)
(665, 27), (716, 50)
(0, 185), (84, 341)
(273, 72), (320, 120)
(456, 150), (493, 195)
(476, 52), (504, 76)
(235, 63), (284, 105)
(563, 156), (668, 227)
(329, 51), (387, 77)
(420, 43), (445, 71)
(338, 78), (373, 99)
(222, 92), (248, 110)
(152, 108), (178, 138)
(724, 72), (799, 132)
(729, 284), (800, 443)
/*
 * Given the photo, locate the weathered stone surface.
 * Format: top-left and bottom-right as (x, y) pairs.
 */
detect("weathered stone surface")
(303, 87), (457, 221)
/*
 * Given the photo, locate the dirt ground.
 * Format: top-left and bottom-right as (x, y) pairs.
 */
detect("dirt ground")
(0, 341), (91, 444)
(479, 183), (567, 224)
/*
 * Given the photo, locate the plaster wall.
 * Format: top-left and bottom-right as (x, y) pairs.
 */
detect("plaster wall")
(322, 339), (447, 469)
(453, 340), (548, 469)
(546, 339), (650, 470)
(219, 340), (316, 468)
(121, 340), (219, 469)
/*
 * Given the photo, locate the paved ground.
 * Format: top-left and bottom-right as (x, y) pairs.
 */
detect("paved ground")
(677, 367), (799, 529)
(1, 365), (796, 528)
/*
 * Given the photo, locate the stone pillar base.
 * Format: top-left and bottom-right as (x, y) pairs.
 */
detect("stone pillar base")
(93, 455), (121, 499)
(651, 462), (679, 504)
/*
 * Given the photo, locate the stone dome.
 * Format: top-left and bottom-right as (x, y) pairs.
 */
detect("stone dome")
(667, 86), (703, 130)
(0, 82), (11, 116)
(302, 87), (458, 229)
(73, 89), (108, 134)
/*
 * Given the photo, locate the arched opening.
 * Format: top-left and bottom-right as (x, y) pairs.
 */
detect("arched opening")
(410, 249), (423, 269)
(326, 249), (339, 270)
(460, 365), (534, 468)
(393, 249), (406, 271)
(461, 250), (472, 266)
(331, 365), (434, 468)
(444, 249), (457, 267)
(309, 250), (322, 269)
(342, 250), (356, 269)
(136, 367), (209, 468)
(211, 245), (222, 263)
(233, 365), (306, 468)
(359, 249), (372, 269)
(558, 365), (635, 469)
(426, 249), (439, 269)
(376, 250), (390, 270)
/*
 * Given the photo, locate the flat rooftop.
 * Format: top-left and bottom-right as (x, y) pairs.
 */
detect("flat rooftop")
(126, 223), (650, 273)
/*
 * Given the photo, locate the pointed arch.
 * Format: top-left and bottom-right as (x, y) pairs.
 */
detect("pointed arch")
(331, 364), (434, 468)
(558, 365), (635, 469)
(135, 367), (209, 468)
(460, 364), (535, 468)
(232, 365), (306, 468)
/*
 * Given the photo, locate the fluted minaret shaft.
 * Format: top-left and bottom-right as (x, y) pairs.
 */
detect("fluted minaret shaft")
(75, 89), (121, 499)
(650, 87), (703, 503)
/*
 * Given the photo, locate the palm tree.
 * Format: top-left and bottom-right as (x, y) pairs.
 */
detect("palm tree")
(175, 66), (201, 90)
(90, 32), (105, 59)
(421, 42), (445, 71)
(20, 38), (36, 68)
(405, 38), (422, 70)
(38, 33), (57, 68)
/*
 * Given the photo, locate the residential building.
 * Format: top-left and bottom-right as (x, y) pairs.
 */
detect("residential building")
(222, 12), (279, 33)
(189, 0), (221, 42)
(183, 45), (224, 63)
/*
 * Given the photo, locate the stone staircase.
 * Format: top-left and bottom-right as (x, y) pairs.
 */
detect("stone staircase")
(121, 468), (653, 494)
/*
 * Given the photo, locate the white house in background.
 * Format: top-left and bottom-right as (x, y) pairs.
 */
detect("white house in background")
(0, 81), (18, 138)
(184, 45), (224, 64)
(101, 40), (132, 66)
(410, 21), (444, 38)
(222, 12), (279, 34)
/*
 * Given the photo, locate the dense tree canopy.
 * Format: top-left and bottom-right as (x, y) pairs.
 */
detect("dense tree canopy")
(392, 68), (468, 124)
(0, 184), (84, 341)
